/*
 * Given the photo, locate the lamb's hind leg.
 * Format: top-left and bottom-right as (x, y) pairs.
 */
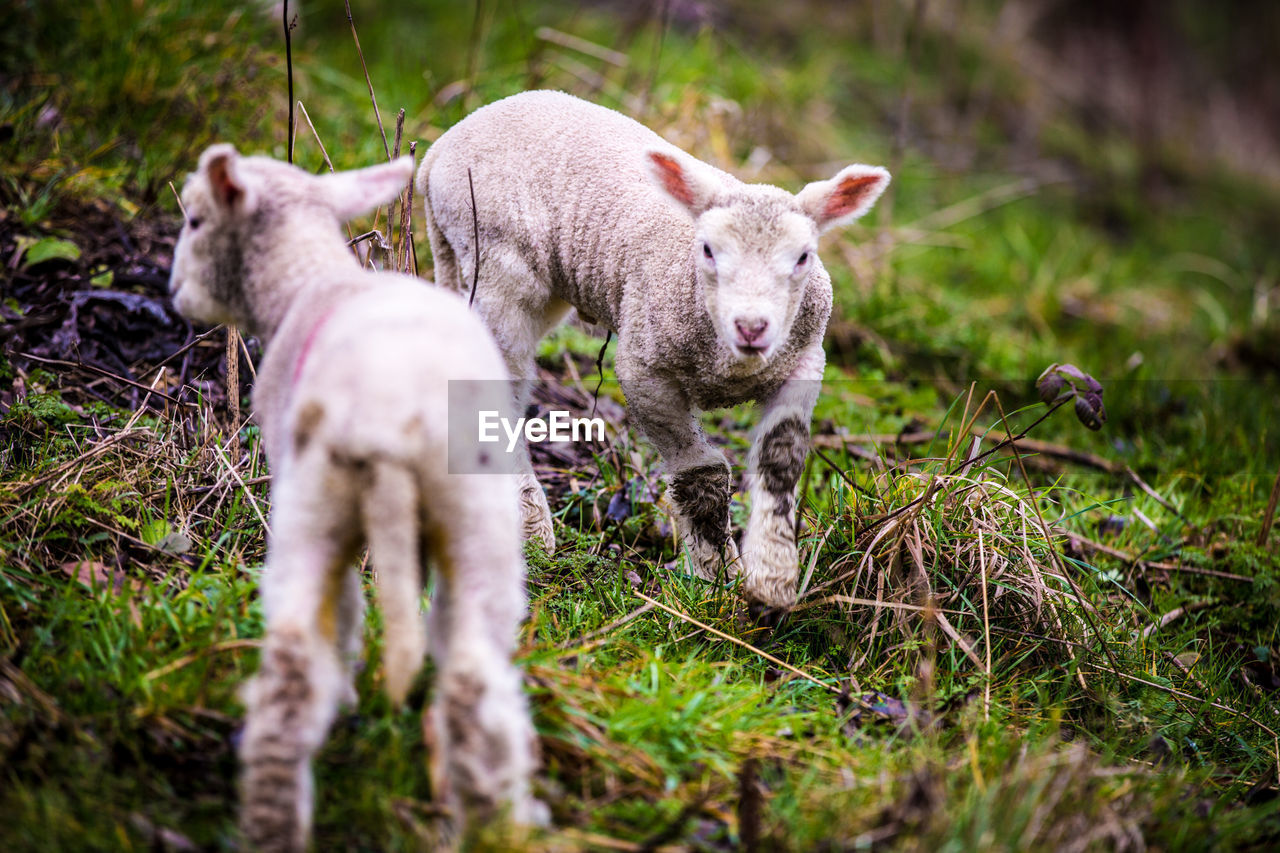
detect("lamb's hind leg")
(427, 478), (541, 835)
(622, 373), (740, 582)
(240, 469), (360, 852)
(472, 254), (571, 551)
(740, 344), (825, 617)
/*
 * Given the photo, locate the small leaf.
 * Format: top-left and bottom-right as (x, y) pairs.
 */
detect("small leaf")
(605, 488), (632, 523)
(90, 268), (114, 288)
(22, 236), (81, 267)
(1036, 371), (1066, 403)
(156, 531), (192, 555)
(1074, 395), (1106, 430)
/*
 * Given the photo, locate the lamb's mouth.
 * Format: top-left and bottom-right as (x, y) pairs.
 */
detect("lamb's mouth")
(736, 343), (769, 358)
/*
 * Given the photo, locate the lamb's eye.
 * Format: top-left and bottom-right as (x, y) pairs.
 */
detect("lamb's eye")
(188, 217), (203, 231)
(703, 243), (714, 260)
(796, 251), (809, 266)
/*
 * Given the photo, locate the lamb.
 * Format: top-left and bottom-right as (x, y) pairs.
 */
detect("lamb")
(417, 90), (890, 616)
(169, 144), (542, 849)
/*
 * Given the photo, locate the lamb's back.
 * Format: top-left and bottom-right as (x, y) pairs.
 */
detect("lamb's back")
(424, 91), (730, 329)
(285, 278), (509, 476)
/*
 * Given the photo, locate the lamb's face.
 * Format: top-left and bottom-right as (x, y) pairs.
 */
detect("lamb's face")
(169, 145), (264, 329)
(694, 198), (818, 363)
(170, 177), (244, 327)
(170, 145), (414, 333)
(646, 150), (890, 366)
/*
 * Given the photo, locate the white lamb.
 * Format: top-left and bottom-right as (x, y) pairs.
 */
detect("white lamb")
(169, 144), (541, 849)
(417, 90), (889, 616)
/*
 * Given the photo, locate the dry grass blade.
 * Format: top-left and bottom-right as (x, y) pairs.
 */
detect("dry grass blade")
(144, 638), (262, 681)
(212, 440), (270, 534)
(535, 27), (629, 67)
(803, 457), (1092, 675)
(343, 0), (389, 160)
(632, 591), (839, 695)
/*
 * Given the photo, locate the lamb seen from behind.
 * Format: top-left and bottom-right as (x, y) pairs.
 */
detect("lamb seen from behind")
(169, 144), (541, 850)
(419, 90), (890, 616)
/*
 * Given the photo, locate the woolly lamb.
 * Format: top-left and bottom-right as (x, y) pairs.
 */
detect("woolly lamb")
(418, 90), (890, 615)
(169, 144), (541, 849)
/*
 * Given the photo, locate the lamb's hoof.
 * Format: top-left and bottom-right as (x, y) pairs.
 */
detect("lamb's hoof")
(518, 478), (555, 551)
(746, 599), (787, 630)
(522, 519), (555, 552)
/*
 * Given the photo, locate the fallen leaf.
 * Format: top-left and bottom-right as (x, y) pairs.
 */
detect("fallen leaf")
(61, 560), (143, 625)
(22, 236), (81, 267)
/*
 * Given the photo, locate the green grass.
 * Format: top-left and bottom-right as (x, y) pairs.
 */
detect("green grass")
(3, 0), (1279, 849)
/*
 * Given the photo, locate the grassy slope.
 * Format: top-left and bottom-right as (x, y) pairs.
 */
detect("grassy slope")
(2, 1), (1278, 849)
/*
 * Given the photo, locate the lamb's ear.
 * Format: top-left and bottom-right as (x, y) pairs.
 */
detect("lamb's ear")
(645, 150), (719, 217)
(796, 164), (891, 233)
(322, 156), (415, 221)
(199, 144), (253, 214)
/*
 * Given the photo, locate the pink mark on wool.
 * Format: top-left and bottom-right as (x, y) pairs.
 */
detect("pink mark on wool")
(293, 306), (339, 386)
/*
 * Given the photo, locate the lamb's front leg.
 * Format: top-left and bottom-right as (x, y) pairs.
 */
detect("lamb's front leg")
(740, 344), (825, 616)
(622, 374), (740, 582)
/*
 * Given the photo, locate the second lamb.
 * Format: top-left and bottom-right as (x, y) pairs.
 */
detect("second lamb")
(418, 90), (890, 616)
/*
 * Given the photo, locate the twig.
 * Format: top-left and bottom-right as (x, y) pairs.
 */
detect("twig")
(283, 0), (295, 163)
(1138, 600), (1220, 641)
(10, 351), (195, 409)
(387, 108), (406, 262)
(1065, 533), (1254, 582)
(633, 590), (839, 695)
(226, 327), (240, 455)
(346, 230), (385, 248)
(811, 445), (878, 499)
(467, 167), (480, 307)
(344, 0), (390, 161)
(168, 181), (187, 221)
(400, 141), (417, 274)
(811, 429), (1118, 473)
(590, 329), (612, 420)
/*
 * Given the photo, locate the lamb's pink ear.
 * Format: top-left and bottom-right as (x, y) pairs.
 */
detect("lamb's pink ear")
(796, 164), (891, 233)
(645, 150), (718, 217)
(199, 144), (251, 213)
(323, 156), (415, 221)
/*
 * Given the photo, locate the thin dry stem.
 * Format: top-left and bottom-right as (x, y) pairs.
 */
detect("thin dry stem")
(344, 0), (390, 160)
(633, 590), (839, 695)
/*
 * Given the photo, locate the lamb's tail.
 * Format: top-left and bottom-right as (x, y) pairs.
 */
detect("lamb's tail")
(413, 149), (463, 293)
(360, 461), (426, 705)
